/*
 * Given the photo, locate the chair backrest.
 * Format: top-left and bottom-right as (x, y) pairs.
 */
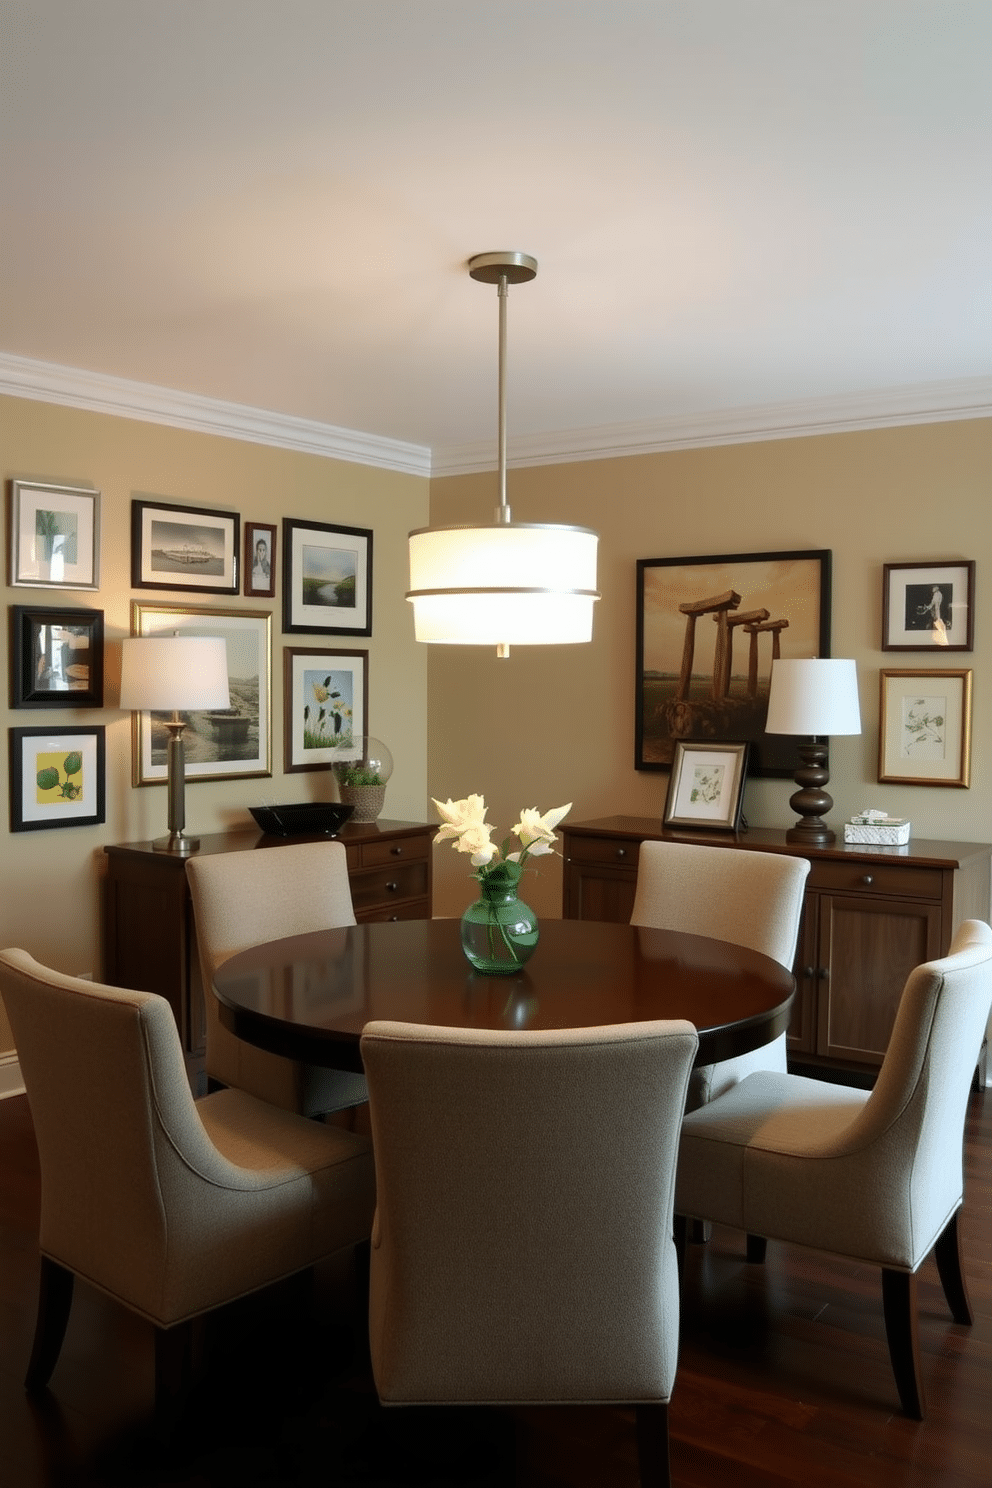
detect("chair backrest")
(0, 949), (240, 1314)
(360, 1017), (698, 1405)
(186, 839), (356, 979)
(842, 919), (992, 1248)
(630, 840), (810, 971)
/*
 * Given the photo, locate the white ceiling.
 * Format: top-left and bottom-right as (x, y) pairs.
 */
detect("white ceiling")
(2, 1), (990, 473)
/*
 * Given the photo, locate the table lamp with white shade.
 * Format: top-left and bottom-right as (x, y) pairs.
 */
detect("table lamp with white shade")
(764, 657), (862, 845)
(119, 635), (230, 856)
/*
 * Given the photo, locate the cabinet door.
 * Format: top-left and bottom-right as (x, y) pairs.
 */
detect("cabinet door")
(563, 862), (637, 923)
(816, 894), (942, 1065)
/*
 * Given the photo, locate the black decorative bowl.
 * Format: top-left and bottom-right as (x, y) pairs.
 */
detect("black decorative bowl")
(249, 802), (355, 838)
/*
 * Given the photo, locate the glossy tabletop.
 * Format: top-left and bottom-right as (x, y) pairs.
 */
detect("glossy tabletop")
(212, 918), (795, 1073)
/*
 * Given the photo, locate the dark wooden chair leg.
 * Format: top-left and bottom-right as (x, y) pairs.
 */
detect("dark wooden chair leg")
(154, 1320), (194, 1443)
(688, 1219), (712, 1243)
(673, 1214), (687, 1279)
(746, 1234), (767, 1264)
(881, 1267), (924, 1420)
(933, 1210), (973, 1325)
(25, 1258), (74, 1392)
(635, 1402), (671, 1488)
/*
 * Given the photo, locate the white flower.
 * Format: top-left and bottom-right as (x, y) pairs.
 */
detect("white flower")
(512, 803), (572, 856)
(432, 794), (572, 874)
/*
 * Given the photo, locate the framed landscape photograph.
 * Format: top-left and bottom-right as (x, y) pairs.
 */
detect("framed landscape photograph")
(131, 602), (271, 784)
(10, 725), (106, 831)
(12, 605), (104, 708)
(284, 647), (368, 772)
(878, 668), (972, 788)
(9, 479), (100, 590)
(882, 560), (975, 652)
(636, 549), (831, 777)
(663, 742), (749, 831)
(244, 521), (277, 598)
(131, 498), (239, 594)
(283, 518), (372, 635)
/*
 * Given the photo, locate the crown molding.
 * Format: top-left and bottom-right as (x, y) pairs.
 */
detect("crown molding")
(431, 376), (992, 476)
(0, 353), (432, 477)
(2, 352), (988, 479)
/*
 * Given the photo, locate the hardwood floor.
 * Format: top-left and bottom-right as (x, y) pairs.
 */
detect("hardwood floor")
(1, 1086), (989, 1486)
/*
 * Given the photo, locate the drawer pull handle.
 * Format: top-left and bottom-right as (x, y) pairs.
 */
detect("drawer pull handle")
(616, 847), (627, 859)
(385, 880), (399, 892)
(802, 966), (816, 979)
(390, 914), (400, 922)
(390, 846), (403, 856)
(860, 874), (874, 886)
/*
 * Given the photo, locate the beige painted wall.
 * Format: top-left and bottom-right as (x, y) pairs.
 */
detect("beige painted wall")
(1, 395), (429, 1044)
(428, 419), (991, 919)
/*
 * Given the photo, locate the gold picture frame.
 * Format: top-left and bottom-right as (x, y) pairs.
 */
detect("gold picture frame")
(878, 669), (972, 788)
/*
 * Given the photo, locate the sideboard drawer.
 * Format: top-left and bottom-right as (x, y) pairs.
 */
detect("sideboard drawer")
(805, 860), (944, 900)
(567, 834), (639, 868)
(350, 861), (429, 911)
(359, 835), (430, 870)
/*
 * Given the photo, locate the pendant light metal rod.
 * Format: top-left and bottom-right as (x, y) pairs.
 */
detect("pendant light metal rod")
(496, 275), (510, 523)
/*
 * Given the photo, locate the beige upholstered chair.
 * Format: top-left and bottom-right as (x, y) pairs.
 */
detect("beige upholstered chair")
(186, 840), (368, 1116)
(630, 840), (809, 1110)
(0, 949), (375, 1418)
(360, 1018), (699, 1487)
(675, 919), (992, 1419)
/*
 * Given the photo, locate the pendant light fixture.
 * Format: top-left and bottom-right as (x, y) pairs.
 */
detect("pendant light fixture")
(407, 252), (600, 658)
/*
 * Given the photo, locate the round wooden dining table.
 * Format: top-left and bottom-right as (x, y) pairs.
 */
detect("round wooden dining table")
(212, 917), (795, 1073)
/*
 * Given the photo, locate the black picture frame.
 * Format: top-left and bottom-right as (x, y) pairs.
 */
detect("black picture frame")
(881, 560), (975, 652)
(244, 521), (277, 599)
(10, 724), (106, 831)
(636, 548), (832, 778)
(283, 518), (373, 636)
(283, 647), (369, 773)
(11, 605), (104, 708)
(131, 498), (239, 594)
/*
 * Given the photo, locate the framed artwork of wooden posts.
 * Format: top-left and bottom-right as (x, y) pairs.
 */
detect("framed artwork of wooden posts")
(635, 549), (831, 777)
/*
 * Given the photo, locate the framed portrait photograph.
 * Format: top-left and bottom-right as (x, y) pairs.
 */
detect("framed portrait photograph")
(882, 561), (975, 652)
(131, 498), (239, 594)
(878, 669), (972, 788)
(284, 647), (368, 772)
(244, 521), (277, 599)
(11, 605), (104, 708)
(10, 725), (106, 832)
(283, 518), (373, 635)
(131, 602), (271, 784)
(663, 742), (749, 831)
(636, 549), (831, 777)
(8, 479), (100, 590)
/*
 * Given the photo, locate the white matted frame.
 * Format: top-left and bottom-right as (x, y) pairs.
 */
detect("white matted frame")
(131, 498), (239, 594)
(9, 480), (100, 590)
(131, 602), (271, 784)
(283, 518), (373, 635)
(663, 741), (749, 831)
(878, 669), (972, 788)
(882, 561), (975, 652)
(10, 725), (106, 831)
(284, 647), (368, 773)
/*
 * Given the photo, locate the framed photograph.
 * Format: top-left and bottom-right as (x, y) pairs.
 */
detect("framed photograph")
(11, 605), (104, 708)
(284, 648), (368, 772)
(244, 521), (277, 598)
(10, 725), (106, 831)
(131, 603), (271, 784)
(283, 518), (373, 635)
(131, 498), (239, 594)
(663, 742), (749, 831)
(8, 479), (100, 590)
(882, 561), (975, 652)
(878, 669), (972, 788)
(636, 549), (831, 777)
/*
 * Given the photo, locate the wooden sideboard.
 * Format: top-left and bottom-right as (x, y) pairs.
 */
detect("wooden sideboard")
(104, 818), (433, 1054)
(561, 816), (991, 1080)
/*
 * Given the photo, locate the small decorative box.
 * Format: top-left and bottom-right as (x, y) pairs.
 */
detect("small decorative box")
(844, 811), (911, 846)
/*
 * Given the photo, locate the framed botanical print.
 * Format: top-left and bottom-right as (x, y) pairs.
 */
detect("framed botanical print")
(663, 742), (749, 831)
(283, 518), (373, 635)
(878, 669), (972, 788)
(283, 647), (368, 772)
(131, 498), (239, 594)
(130, 602), (271, 784)
(636, 549), (831, 777)
(8, 479), (100, 590)
(10, 725), (106, 831)
(11, 605), (104, 708)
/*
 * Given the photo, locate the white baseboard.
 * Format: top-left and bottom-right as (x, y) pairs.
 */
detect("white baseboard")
(0, 1056), (25, 1100)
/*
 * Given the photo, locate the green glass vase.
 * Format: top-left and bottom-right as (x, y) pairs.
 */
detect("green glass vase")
(460, 861), (539, 975)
